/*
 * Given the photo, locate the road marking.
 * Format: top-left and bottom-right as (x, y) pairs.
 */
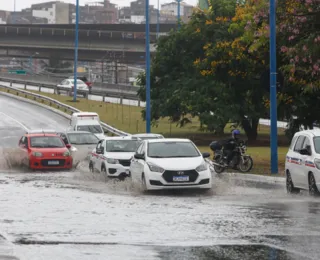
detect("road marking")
(0, 112), (29, 131)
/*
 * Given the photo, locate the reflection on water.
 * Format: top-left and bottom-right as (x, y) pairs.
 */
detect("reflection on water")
(156, 245), (303, 260)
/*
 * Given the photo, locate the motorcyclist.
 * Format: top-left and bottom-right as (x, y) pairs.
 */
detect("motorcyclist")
(209, 129), (241, 166)
(222, 129), (241, 165)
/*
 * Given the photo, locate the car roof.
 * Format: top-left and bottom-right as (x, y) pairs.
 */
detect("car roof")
(132, 133), (164, 137)
(64, 131), (93, 134)
(26, 129), (56, 134)
(26, 133), (59, 137)
(104, 136), (140, 141)
(294, 129), (320, 137)
(146, 138), (192, 143)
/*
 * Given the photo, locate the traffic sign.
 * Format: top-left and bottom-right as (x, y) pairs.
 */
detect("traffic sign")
(8, 70), (26, 75)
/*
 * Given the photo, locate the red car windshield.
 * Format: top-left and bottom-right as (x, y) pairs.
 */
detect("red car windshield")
(30, 136), (65, 148)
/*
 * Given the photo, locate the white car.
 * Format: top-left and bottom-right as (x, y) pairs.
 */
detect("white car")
(130, 138), (212, 191)
(131, 133), (164, 140)
(57, 131), (100, 160)
(285, 130), (320, 195)
(56, 79), (89, 97)
(89, 136), (141, 179)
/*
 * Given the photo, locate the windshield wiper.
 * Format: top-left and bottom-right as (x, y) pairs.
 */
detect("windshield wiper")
(149, 156), (166, 158)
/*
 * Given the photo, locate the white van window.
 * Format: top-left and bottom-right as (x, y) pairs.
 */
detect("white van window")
(77, 125), (103, 134)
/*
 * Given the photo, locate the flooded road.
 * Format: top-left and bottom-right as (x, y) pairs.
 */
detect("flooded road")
(0, 170), (319, 260)
(0, 93), (320, 260)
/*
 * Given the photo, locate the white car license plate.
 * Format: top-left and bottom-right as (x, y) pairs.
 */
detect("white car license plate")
(48, 160), (59, 165)
(173, 176), (189, 182)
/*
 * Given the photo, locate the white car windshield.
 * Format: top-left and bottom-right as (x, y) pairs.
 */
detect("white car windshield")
(77, 125), (103, 134)
(67, 133), (99, 145)
(30, 136), (65, 148)
(313, 137), (320, 153)
(106, 140), (140, 152)
(147, 142), (200, 158)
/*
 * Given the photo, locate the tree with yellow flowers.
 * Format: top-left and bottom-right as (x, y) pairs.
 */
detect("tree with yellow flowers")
(137, 0), (240, 134)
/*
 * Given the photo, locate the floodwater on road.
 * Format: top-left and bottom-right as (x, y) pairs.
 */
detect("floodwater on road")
(0, 166), (320, 260)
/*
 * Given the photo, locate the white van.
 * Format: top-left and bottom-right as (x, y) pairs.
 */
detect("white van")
(69, 112), (105, 140)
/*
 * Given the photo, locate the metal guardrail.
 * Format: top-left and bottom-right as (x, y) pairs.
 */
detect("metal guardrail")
(0, 84), (130, 136)
(0, 74), (139, 93)
(0, 76), (142, 105)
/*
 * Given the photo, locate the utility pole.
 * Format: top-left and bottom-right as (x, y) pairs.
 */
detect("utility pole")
(73, 0), (79, 102)
(145, 0), (151, 133)
(177, 0), (182, 29)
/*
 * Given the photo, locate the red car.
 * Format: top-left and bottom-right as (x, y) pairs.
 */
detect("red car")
(18, 132), (73, 170)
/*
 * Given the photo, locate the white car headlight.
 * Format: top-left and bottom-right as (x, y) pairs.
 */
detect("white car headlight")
(196, 161), (208, 172)
(314, 159), (320, 170)
(32, 152), (43, 157)
(107, 158), (119, 164)
(63, 151), (71, 157)
(147, 162), (164, 173)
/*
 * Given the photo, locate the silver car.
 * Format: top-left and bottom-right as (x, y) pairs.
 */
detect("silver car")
(57, 131), (100, 161)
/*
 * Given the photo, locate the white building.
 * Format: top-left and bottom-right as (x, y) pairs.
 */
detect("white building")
(31, 1), (69, 24)
(131, 15), (145, 24)
(161, 1), (193, 17)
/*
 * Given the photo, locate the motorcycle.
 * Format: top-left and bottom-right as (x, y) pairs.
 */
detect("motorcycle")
(208, 140), (253, 174)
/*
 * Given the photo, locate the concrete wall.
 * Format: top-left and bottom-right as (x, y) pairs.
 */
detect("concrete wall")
(56, 3), (70, 24)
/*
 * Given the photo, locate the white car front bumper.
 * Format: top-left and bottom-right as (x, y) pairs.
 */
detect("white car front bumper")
(106, 163), (131, 178)
(143, 169), (212, 190)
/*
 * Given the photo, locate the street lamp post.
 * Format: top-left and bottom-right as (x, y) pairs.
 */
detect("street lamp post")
(145, 0), (151, 133)
(269, 0), (278, 174)
(176, 0), (182, 29)
(13, 0), (16, 24)
(73, 0), (80, 102)
(156, 0), (160, 39)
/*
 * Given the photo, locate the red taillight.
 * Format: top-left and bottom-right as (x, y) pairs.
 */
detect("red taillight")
(86, 82), (92, 87)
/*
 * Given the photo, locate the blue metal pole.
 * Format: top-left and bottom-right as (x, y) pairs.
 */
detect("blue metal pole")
(177, 0), (181, 29)
(269, 0), (278, 174)
(29, 56), (32, 74)
(145, 0), (151, 133)
(156, 0), (160, 39)
(13, 0), (16, 24)
(73, 0), (79, 102)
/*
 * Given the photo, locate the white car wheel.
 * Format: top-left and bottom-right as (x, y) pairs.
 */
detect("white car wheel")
(101, 165), (108, 182)
(89, 161), (94, 173)
(141, 173), (148, 192)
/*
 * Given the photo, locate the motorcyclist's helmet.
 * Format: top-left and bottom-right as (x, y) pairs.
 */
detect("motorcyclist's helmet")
(232, 129), (241, 139)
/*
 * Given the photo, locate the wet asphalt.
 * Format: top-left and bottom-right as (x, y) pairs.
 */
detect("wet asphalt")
(0, 94), (320, 260)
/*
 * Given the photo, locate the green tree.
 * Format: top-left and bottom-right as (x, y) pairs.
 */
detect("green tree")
(137, 0), (239, 135)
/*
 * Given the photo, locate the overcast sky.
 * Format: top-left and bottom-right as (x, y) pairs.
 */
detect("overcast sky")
(1, 0), (198, 11)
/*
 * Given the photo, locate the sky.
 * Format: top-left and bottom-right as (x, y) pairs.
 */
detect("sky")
(1, 0), (198, 12)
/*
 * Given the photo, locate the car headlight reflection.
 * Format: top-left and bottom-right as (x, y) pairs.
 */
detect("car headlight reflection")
(147, 163), (164, 173)
(107, 158), (119, 164)
(196, 161), (208, 172)
(32, 152), (43, 157)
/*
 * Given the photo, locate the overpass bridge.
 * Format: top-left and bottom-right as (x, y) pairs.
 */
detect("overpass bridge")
(0, 24), (176, 63)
